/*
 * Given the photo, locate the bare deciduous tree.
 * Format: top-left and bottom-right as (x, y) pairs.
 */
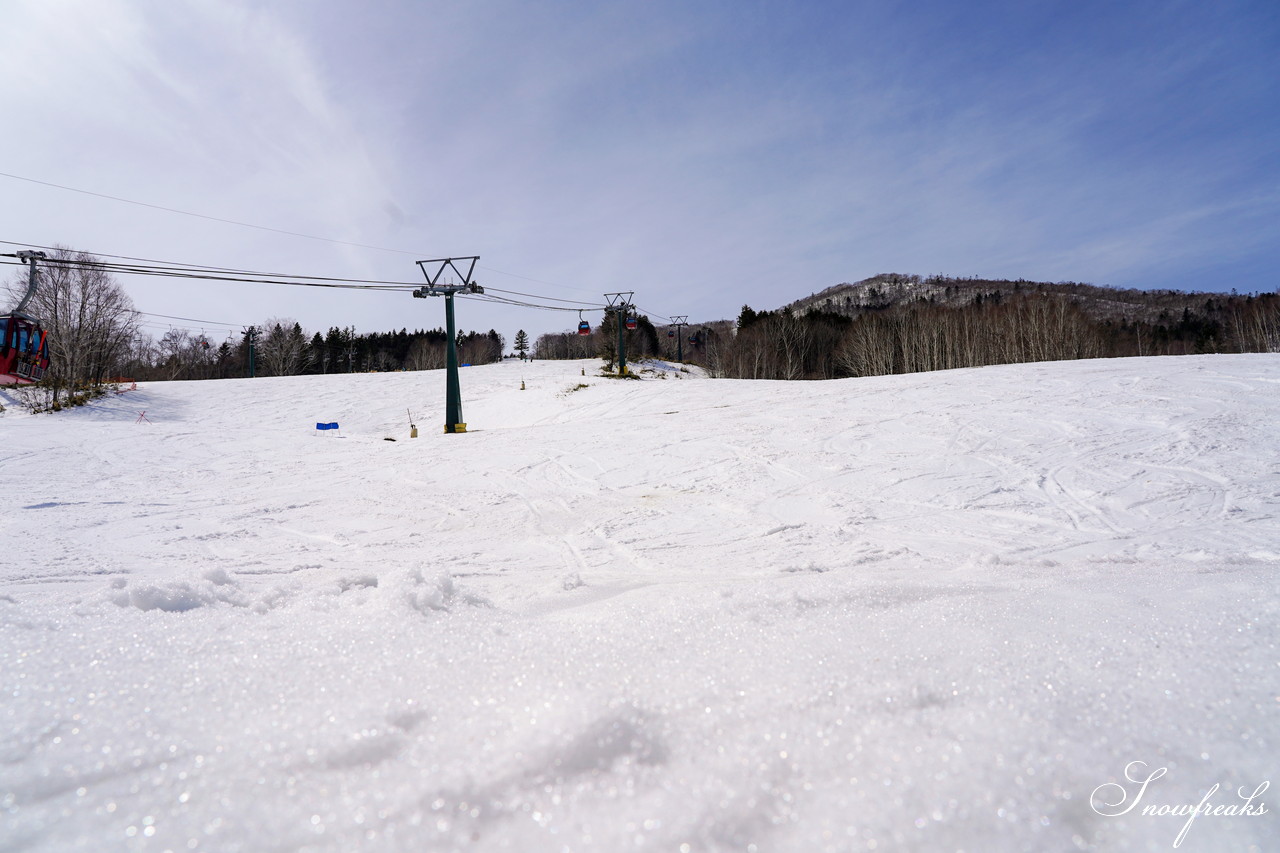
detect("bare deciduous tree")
(256, 318), (310, 376)
(405, 337), (446, 370)
(533, 331), (596, 360)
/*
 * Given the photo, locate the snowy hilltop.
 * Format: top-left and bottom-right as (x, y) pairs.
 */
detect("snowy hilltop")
(1, 355), (1277, 851)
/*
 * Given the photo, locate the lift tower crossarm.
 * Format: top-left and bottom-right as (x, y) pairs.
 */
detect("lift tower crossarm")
(413, 256), (482, 293)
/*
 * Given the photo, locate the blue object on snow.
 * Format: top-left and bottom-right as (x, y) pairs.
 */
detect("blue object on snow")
(316, 422), (339, 430)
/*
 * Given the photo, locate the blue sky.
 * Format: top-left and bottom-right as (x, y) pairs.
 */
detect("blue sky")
(1, 0), (1276, 345)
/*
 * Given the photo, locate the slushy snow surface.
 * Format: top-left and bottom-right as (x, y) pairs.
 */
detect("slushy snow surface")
(1, 355), (1276, 852)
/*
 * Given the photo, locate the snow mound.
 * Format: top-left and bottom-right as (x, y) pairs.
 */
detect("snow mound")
(106, 570), (249, 612)
(401, 569), (490, 614)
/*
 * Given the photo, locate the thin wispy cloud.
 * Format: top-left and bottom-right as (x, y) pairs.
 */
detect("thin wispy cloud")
(1, 0), (1274, 341)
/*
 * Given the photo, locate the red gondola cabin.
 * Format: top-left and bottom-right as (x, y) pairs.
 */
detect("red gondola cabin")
(0, 315), (50, 385)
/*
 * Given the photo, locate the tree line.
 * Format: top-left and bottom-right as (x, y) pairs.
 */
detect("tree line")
(132, 323), (507, 381)
(708, 288), (1280, 380)
(532, 313), (716, 367)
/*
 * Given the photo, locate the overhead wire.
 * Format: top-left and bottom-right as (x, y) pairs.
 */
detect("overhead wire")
(8, 250), (614, 309)
(2, 241), (293, 275)
(0, 256), (417, 292)
(466, 292), (607, 314)
(478, 285), (603, 307)
(4, 253), (622, 317)
(136, 310), (242, 328)
(0, 172), (427, 257)
(634, 305), (673, 324)
(4, 240), (685, 331)
(3, 241), (427, 287)
(0, 174), (597, 297)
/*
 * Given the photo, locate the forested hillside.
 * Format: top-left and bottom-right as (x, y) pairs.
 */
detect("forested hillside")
(700, 275), (1280, 380)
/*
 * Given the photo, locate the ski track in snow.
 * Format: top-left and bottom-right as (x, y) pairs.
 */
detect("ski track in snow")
(1, 355), (1278, 852)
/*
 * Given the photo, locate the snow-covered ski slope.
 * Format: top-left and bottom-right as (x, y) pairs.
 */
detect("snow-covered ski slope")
(2, 355), (1277, 852)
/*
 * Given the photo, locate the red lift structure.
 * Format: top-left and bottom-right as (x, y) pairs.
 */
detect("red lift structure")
(0, 251), (51, 386)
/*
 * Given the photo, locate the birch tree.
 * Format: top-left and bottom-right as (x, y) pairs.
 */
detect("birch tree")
(257, 318), (310, 376)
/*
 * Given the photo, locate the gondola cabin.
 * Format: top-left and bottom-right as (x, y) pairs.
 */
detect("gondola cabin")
(667, 329), (675, 338)
(577, 319), (591, 335)
(0, 315), (50, 385)
(625, 316), (638, 331)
